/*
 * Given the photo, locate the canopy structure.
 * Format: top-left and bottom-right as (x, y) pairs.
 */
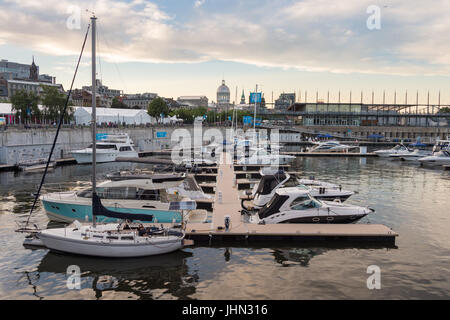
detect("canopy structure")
(368, 134), (384, 139)
(73, 107), (155, 125)
(317, 133), (333, 138)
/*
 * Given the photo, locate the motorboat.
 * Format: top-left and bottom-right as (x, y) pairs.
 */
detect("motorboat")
(41, 175), (210, 223)
(308, 140), (358, 153)
(246, 187), (374, 224)
(432, 139), (450, 153)
(71, 133), (138, 164)
(241, 169), (354, 210)
(18, 158), (56, 172)
(237, 148), (295, 165)
(394, 149), (432, 161)
(418, 150), (450, 167)
(374, 144), (410, 157)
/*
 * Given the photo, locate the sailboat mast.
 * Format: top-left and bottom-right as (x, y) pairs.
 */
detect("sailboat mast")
(91, 15), (97, 227)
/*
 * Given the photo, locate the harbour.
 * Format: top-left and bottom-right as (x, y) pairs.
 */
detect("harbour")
(1, 154), (449, 299)
(1, 1), (450, 304)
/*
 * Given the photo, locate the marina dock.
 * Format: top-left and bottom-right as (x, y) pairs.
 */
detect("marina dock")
(184, 153), (398, 244)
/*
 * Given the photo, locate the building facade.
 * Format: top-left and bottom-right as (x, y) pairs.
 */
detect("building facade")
(177, 96), (208, 108)
(0, 59), (38, 80)
(217, 80), (231, 109)
(122, 93), (157, 109)
(7, 80), (64, 98)
(82, 79), (121, 99)
(275, 93), (296, 110)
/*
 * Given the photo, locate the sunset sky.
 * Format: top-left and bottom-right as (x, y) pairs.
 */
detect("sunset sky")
(1, 0), (449, 105)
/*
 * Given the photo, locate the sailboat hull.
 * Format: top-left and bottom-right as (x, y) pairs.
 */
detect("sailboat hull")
(38, 229), (183, 258)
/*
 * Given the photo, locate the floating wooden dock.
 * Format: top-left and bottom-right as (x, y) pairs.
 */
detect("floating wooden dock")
(281, 152), (377, 157)
(184, 153), (398, 244)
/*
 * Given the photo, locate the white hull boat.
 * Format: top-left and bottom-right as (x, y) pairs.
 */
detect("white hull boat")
(72, 133), (138, 164)
(242, 169), (354, 211)
(308, 140), (358, 153)
(418, 150), (450, 167)
(38, 222), (184, 258)
(374, 144), (410, 157)
(247, 188), (373, 224)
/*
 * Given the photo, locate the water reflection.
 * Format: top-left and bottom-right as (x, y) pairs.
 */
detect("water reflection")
(32, 250), (196, 300)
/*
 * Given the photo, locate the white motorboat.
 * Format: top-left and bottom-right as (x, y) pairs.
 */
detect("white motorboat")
(18, 158), (56, 172)
(72, 133), (138, 164)
(374, 144), (410, 157)
(247, 188), (374, 224)
(418, 150), (450, 167)
(432, 139), (450, 153)
(308, 140), (358, 153)
(242, 169), (354, 210)
(237, 148), (295, 165)
(395, 149), (432, 161)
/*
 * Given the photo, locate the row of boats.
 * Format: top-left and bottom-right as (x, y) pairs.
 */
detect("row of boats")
(374, 139), (450, 166)
(240, 168), (373, 224)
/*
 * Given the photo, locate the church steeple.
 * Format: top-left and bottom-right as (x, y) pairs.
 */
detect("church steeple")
(240, 89), (245, 104)
(30, 56), (38, 81)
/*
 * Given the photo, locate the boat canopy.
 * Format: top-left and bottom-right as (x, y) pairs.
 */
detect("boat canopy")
(92, 193), (155, 222)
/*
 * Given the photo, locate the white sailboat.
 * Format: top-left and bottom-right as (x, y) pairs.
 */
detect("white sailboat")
(31, 16), (187, 257)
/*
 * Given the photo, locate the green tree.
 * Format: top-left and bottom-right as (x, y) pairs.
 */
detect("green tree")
(41, 85), (73, 124)
(438, 107), (450, 113)
(111, 96), (128, 109)
(10, 89), (40, 124)
(147, 97), (170, 122)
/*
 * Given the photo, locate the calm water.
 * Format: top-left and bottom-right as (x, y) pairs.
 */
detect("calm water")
(0, 158), (449, 300)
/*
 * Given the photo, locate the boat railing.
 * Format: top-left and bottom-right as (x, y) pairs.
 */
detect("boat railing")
(40, 182), (91, 197)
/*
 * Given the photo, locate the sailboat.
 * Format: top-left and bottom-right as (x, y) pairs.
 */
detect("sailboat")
(20, 16), (188, 258)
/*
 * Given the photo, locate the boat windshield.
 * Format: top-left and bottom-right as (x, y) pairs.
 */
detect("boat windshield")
(258, 194), (289, 219)
(290, 194), (321, 210)
(256, 174), (286, 195)
(87, 144), (117, 150)
(77, 187), (161, 201)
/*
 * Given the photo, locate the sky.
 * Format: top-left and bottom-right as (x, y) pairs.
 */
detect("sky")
(1, 0), (450, 105)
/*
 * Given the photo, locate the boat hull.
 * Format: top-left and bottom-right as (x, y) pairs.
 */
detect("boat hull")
(276, 214), (368, 224)
(72, 151), (118, 164)
(42, 198), (182, 223)
(38, 231), (183, 258)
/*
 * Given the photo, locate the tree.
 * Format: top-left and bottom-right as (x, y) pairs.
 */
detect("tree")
(41, 85), (73, 124)
(147, 97), (169, 122)
(10, 89), (40, 124)
(438, 107), (450, 114)
(111, 96), (128, 109)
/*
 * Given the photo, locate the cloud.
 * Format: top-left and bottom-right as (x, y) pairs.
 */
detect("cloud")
(194, 0), (206, 8)
(1, 0), (450, 76)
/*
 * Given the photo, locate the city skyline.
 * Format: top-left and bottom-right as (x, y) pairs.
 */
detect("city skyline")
(1, 0), (450, 105)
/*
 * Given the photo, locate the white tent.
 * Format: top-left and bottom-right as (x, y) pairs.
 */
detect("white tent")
(162, 115), (183, 124)
(73, 107), (155, 125)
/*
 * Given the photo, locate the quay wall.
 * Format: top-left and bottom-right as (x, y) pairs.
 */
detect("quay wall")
(297, 125), (450, 141)
(0, 125), (448, 165)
